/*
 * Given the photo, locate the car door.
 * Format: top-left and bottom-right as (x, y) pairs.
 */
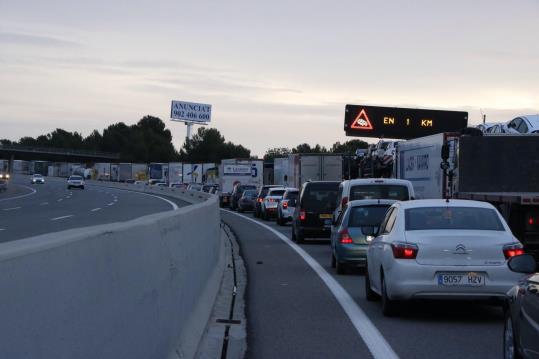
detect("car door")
(331, 207), (347, 251)
(519, 274), (539, 357)
(369, 207), (395, 292)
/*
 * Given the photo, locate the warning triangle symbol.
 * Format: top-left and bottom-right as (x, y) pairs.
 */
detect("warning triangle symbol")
(351, 109), (374, 130)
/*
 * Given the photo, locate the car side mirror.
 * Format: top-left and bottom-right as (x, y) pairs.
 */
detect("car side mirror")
(361, 226), (379, 237)
(508, 254), (537, 274)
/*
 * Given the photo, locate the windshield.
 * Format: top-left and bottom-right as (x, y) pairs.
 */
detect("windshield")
(350, 185), (409, 201)
(405, 207), (505, 231)
(243, 190), (257, 197)
(69, 176), (82, 180)
(268, 190), (285, 197)
(348, 205), (391, 227)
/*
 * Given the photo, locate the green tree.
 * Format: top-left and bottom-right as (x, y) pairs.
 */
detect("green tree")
(264, 147), (291, 161)
(330, 139), (369, 154)
(292, 143), (328, 154)
(180, 127), (250, 162)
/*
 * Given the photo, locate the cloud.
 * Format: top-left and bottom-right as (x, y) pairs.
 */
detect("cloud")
(0, 32), (80, 47)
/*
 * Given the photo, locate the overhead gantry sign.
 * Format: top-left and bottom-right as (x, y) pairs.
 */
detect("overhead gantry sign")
(344, 104), (468, 139)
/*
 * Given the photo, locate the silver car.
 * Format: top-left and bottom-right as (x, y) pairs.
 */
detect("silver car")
(67, 175), (85, 189)
(277, 188), (299, 226)
(365, 199), (525, 316)
(31, 174), (45, 184)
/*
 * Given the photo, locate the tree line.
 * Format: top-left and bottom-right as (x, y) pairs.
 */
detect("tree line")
(1, 116), (369, 163)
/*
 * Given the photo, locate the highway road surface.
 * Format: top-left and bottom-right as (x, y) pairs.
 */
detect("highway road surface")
(222, 209), (504, 359)
(0, 176), (188, 243)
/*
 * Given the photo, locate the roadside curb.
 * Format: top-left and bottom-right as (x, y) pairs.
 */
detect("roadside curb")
(195, 224), (247, 359)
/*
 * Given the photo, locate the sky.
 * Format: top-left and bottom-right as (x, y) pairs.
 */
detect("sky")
(1, 0), (538, 157)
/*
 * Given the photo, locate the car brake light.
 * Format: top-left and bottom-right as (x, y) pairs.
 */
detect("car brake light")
(529, 217), (535, 225)
(283, 201), (288, 209)
(391, 242), (418, 259)
(257, 198), (263, 203)
(339, 229), (353, 244)
(300, 210), (306, 221)
(341, 197), (348, 207)
(503, 243), (524, 259)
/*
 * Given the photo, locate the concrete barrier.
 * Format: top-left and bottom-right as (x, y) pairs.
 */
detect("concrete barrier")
(0, 183), (223, 359)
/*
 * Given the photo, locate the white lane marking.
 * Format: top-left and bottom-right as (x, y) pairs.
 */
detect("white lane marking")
(223, 210), (399, 359)
(3, 206), (21, 211)
(107, 202), (115, 206)
(51, 215), (74, 221)
(40, 202), (49, 206)
(90, 208), (102, 212)
(87, 186), (178, 211)
(0, 185), (37, 202)
(0, 228), (5, 231)
(57, 198), (63, 202)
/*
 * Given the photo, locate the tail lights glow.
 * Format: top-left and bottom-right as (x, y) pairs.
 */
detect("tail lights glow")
(257, 198), (263, 203)
(339, 229), (353, 244)
(503, 243), (524, 259)
(529, 217), (535, 225)
(300, 210), (306, 221)
(282, 200), (288, 209)
(391, 242), (418, 259)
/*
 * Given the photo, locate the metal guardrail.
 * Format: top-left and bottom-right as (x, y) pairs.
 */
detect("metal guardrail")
(0, 144), (120, 159)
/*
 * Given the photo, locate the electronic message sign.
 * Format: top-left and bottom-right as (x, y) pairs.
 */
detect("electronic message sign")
(344, 105), (468, 139)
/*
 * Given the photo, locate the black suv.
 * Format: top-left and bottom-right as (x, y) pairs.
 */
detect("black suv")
(254, 185), (282, 218)
(230, 184), (257, 211)
(292, 181), (340, 243)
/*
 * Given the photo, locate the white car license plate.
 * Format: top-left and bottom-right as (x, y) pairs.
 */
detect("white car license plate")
(437, 272), (485, 287)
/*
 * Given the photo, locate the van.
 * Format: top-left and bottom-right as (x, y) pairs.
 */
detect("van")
(333, 178), (415, 220)
(291, 181), (340, 243)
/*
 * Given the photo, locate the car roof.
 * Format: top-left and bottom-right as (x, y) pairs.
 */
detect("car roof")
(284, 187), (299, 192)
(347, 199), (398, 207)
(519, 115), (539, 129)
(395, 199), (496, 210)
(347, 178), (412, 186)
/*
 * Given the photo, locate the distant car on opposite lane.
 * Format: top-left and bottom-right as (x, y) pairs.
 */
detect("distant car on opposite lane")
(365, 199), (525, 316)
(67, 175), (85, 190)
(31, 174), (45, 184)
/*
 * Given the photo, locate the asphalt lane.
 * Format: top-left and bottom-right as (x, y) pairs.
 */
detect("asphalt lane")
(221, 209), (504, 359)
(221, 210), (373, 359)
(0, 176), (189, 242)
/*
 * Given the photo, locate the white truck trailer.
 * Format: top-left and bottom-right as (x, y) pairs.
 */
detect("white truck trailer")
(218, 159), (263, 207)
(287, 154), (343, 189)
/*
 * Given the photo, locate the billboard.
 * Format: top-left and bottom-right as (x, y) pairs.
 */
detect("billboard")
(170, 100), (212, 123)
(344, 104), (468, 139)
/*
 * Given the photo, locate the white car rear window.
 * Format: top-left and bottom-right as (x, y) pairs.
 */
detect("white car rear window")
(405, 207), (504, 231)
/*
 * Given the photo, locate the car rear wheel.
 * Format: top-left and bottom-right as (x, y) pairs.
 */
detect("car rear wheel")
(365, 266), (379, 301)
(381, 274), (398, 317)
(81, 186), (84, 190)
(277, 213), (284, 226)
(504, 311), (520, 359)
(336, 258), (347, 275)
(331, 252), (336, 268)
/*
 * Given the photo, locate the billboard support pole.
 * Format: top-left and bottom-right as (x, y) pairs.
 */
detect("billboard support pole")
(185, 122), (193, 143)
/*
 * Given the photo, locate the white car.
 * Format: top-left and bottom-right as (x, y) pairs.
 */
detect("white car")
(334, 178), (415, 220)
(365, 199), (524, 316)
(505, 115), (539, 134)
(277, 188), (299, 226)
(67, 175), (85, 189)
(261, 187), (286, 220)
(31, 174), (45, 184)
